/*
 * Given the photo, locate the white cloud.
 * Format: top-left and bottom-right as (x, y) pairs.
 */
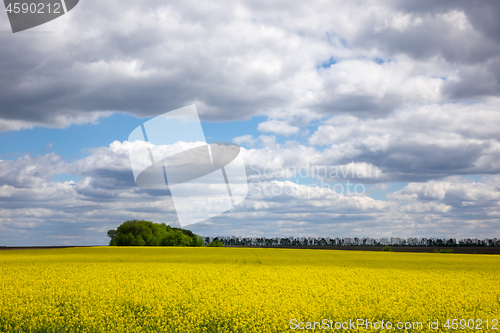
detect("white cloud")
(2, 1), (500, 130)
(233, 135), (256, 147)
(307, 100), (500, 180)
(389, 176), (500, 203)
(257, 120), (300, 136)
(2, 0), (500, 243)
(1, 138), (500, 245)
(400, 202), (453, 213)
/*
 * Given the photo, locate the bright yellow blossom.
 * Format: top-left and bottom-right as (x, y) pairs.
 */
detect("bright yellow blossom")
(0, 247), (499, 332)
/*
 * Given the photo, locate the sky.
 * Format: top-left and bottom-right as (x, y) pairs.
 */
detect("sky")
(1, 0), (500, 246)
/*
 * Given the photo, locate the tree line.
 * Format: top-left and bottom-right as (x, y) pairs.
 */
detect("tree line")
(107, 221), (499, 248)
(203, 236), (500, 247)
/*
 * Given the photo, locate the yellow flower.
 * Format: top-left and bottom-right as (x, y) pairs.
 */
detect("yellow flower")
(0, 247), (499, 332)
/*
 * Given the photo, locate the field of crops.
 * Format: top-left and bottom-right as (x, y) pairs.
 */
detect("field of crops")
(1, 247), (499, 332)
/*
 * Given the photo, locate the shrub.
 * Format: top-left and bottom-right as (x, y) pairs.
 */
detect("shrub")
(439, 249), (454, 253)
(382, 246), (391, 252)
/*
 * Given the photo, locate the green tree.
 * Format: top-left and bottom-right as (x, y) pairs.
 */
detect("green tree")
(194, 235), (205, 247)
(107, 220), (204, 247)
(131, 235), (146, 246)
(120, 232), (134, 246)
(208, 239), (224, 247)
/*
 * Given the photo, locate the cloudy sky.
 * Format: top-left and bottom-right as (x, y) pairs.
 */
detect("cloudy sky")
(1, 0), (500, 245)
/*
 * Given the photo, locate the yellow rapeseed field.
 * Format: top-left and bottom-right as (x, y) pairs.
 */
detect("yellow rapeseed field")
(0, 247), (499, 332)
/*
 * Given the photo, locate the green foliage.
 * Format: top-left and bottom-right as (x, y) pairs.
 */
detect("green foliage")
(382, 246), (392, 252)
(194, 235), (205, 247)
(131, 235), (146, 246)
(107, 220), (204, 247)
(107, 229), (117, 240)
(208, 239), (224, 247)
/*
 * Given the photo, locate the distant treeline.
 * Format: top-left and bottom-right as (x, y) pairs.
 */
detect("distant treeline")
(107, 221), (500, 248)
(203, 236), (500, 247)
(108, 220), (204, 247)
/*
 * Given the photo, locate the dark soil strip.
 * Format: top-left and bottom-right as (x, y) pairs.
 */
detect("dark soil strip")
(226, 245), (500, 254)
(1, 245), (499, 254)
